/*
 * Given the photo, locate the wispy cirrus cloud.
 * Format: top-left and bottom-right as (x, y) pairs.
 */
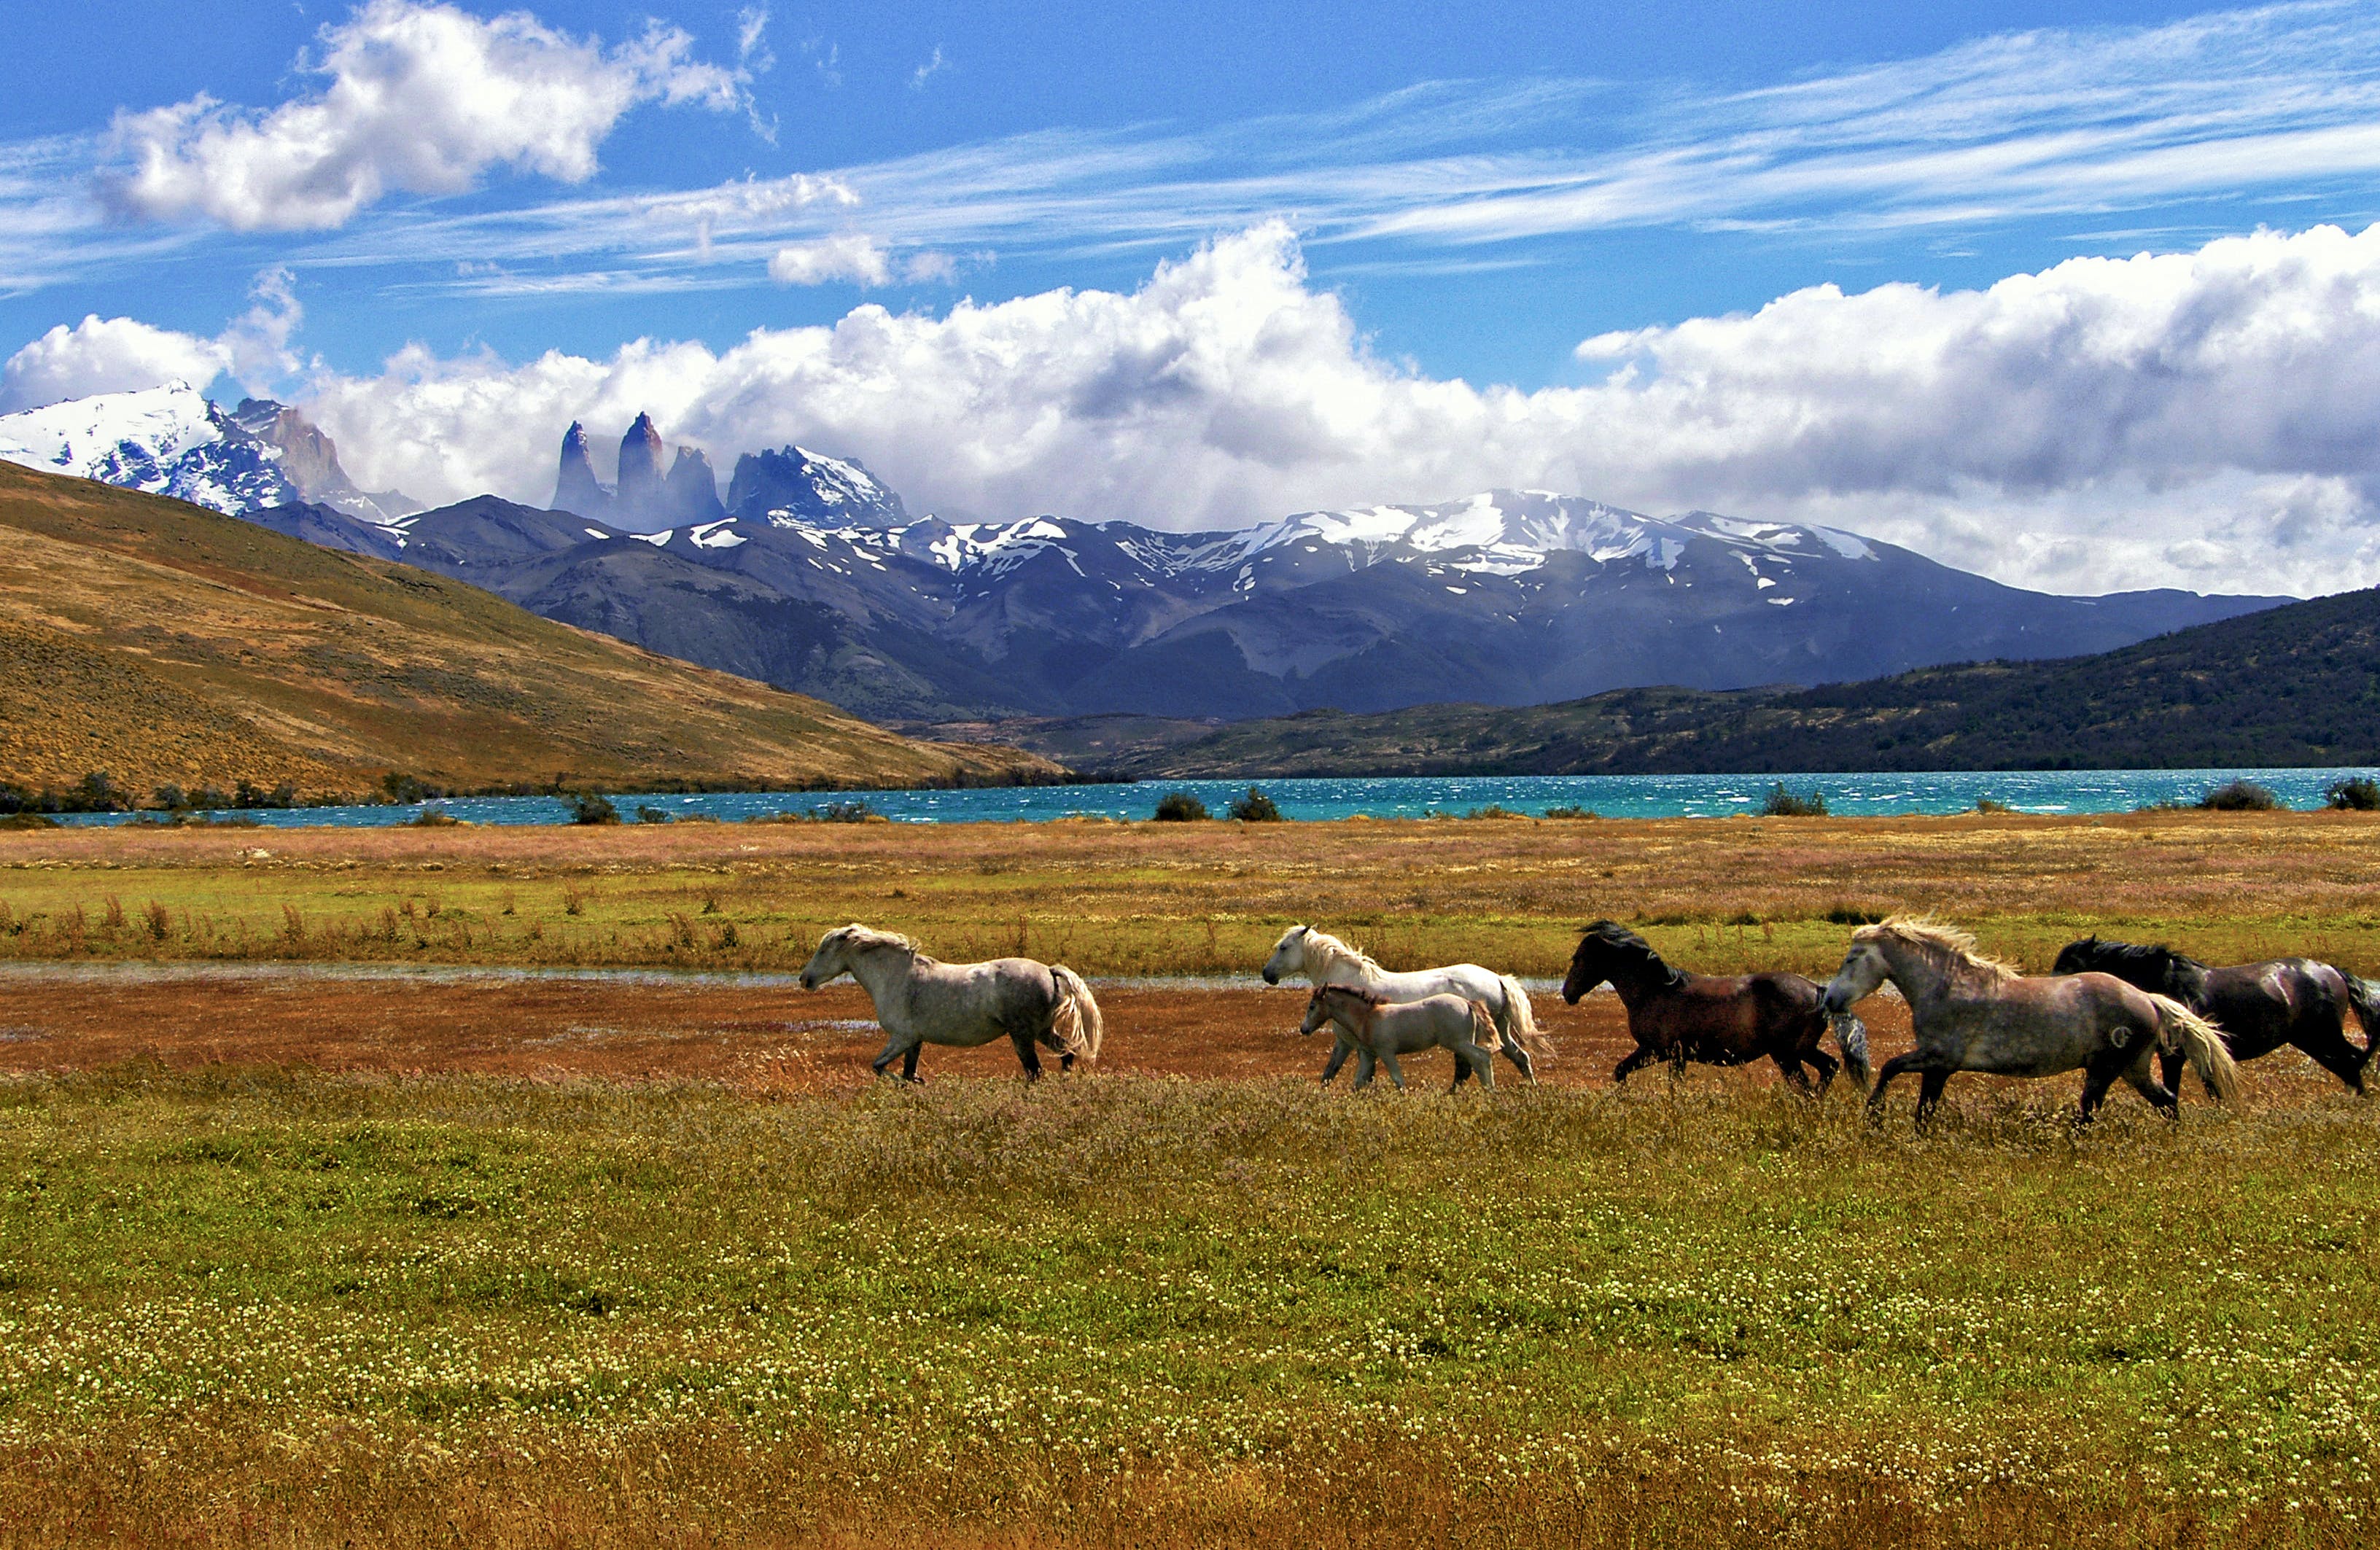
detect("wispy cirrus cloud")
(257, 0), (2380, 298)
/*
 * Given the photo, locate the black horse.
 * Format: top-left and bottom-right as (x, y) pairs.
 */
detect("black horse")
(2051, 935), (2380, 1094)
(1563, 921), (1869, 1093)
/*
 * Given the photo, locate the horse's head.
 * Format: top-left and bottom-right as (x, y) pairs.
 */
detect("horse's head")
(1821, 932), (1894, 1016)
(798, 926), (855, 990)
(801, 923), (908, 989)
(2050, 935), (2103, 977)
(1300, 984), (1369, 1037)
(1563, 921), (1670, 1003)
(1262, 924), (1310, 986)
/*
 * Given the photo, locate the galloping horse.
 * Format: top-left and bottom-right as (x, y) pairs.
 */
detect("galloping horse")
(1299, 985), (1504, 1091)
(2053, 935), (2380, 1095)
(798, 924), (1103, 1082)
(1561, 921), (1869, 1093)
(1824, 918), (2239, 1126)
(1263, 925), (1547, 1083)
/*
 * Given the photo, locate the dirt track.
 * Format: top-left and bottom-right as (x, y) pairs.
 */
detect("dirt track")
(0, 969), (1931, 1094)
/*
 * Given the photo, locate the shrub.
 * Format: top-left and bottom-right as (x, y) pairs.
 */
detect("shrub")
(1543, 804), (1598, 819)
(2327, 776), (2380, 811)
(1228, 787), (1283, 822)
(1154, 791), (1209, 822)
(813, 800), (879, 823)
(635, 806), (672, 825)
(1974, 797), (2012, 814)
(0, 812), (61, 830)
(1760, 783), (1827, 817)
(1462, 803), (1528, 820)
(406, 809), (461, 827)
(569, 793), (621, 825)
(1824, 905), (1885, 925)
(2198, 779), (2279, 811)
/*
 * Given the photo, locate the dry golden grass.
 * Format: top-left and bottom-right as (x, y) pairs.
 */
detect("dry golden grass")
(0, 462), (1056, 798)
(1, 808), (2377, 978)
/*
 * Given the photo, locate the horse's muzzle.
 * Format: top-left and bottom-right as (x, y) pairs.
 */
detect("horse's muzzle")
(798, 973), (817, 991)
(1261, 968), (1278, 985)
(1820, 987), (1845, 1016)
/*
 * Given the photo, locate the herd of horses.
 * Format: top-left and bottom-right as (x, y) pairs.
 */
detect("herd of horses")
(796, 917), (2380, 1126)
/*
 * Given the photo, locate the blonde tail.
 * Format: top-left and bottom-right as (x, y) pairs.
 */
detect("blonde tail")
(1496, 975), (1554, 1060)
(1050, 965), (1104, 1064)
(1469, 997), (1504, 1054)
(2149, 993), (2239, 1102)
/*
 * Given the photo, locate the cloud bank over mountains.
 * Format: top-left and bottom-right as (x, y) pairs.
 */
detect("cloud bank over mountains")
(16, 219), (2380, 596)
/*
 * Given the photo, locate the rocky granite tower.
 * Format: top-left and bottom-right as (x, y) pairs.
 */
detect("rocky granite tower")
(615, 413), (666, 523)
(551, 422), (611, 518)
(664, 446), (726, 523)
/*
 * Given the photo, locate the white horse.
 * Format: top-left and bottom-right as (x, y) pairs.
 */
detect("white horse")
(1262, 924), (1549, 1083)
(798, 924), (1103, 1083)
(1300, 986), (1502, 1091)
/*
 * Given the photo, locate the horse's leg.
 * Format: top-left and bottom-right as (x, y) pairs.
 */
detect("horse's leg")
(1913, 1069), (1951, 1130)
(2158, 1046), (2187, 1098)
(874, 1029), (925, 1083)
(1351, 1049), (1377, 1090)
(2292, 1024), (2368, 1094)
(1771, 1051), (1815, 1094)
(1866, 1052), (1924, 1120)
(1473, 1043), (1496, 1092)
(1320, 1034), (1356, 1086)
(1448, 1050), (1470, 1094)
(1494, 998), (1536, 1083)
(2121, 1051), (2179, 1118)
(1805, 1046), (1840, 1097)
(1377, 1051), (1407, 1091)
(1008, 1029), (1045, 1083)
(1612, 1045), (1654, 1086)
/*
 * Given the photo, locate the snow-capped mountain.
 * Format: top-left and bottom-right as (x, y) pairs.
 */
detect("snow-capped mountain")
(3, 386), (2284, 724)
(0, 383), (415, 523)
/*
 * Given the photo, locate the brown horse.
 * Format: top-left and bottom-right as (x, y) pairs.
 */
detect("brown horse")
(1561, 921), (1869, 1093)
(2053, 936), (2380, 1095)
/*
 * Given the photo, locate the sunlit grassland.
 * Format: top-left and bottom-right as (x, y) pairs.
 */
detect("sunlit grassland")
(2, 1068), (2376, 1548)
(3, 810), (2380, 979)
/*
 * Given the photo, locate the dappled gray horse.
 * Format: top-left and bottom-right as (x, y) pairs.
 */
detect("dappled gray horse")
(1264, 924), (1547, 1083)
(1822, 917), (2239, 1127)
(1299, 984), (1503, 1092)
(798, 923), (1103, 1082)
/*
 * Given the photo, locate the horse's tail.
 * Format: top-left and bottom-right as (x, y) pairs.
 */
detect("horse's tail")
(2148, 993), (2239, 1103)
(1049, 965), (1104, 1065)
(2339, 970), (2380, 1073)
(1829, 1010), (1872, 1088)
(1469, 997), (1504, 1055)
(1496, 975), (1553, 1060)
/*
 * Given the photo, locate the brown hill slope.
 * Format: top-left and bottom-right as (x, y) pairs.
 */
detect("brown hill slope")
(0, 462), (1059, 798)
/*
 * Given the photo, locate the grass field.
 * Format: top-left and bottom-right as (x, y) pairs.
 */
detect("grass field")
(2, 813), (2379, 1546)
(3, 809), (2379, 979)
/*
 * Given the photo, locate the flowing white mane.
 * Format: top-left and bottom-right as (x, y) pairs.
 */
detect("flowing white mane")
(1857, 916), (2018, 984)
(826, 922), (922, 956)
(1294, 925), (1388, 979)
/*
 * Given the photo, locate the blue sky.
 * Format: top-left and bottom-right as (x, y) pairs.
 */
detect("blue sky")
(9, 1), (2380, 594)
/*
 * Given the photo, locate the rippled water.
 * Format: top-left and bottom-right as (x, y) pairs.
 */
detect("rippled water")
(43, 766), (2380, 827)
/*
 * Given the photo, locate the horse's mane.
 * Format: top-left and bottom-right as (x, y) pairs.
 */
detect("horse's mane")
(1294, 926), (1388, 979)
(1856, 916), (2018, 983)
(2060, 936), (2210, 998)
(828, 922), (922, 956)
(1574, 921), (1688, 989)
(1310, 982), (1385, 1007)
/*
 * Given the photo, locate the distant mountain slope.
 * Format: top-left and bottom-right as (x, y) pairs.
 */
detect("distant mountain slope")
(3, 389), (2291, 723)
(0, 462), (1060, 798)
(1033, 586), (2380, 777)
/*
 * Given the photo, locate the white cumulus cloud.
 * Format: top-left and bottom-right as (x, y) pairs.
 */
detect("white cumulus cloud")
(0, 269), (303, 412)
(105, 0), (750, 231)
(257, 219), (2380, 596)
(767, 234), (892, 286)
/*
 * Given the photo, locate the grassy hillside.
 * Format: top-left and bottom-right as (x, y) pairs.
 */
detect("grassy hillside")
(0, 462), (1060, 799)
(1065, 586), (2380, 777)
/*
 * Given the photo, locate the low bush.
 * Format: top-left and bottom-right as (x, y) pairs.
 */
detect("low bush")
(1154, 791), (1209, 822)
(636, 806), (672, 825)
(1543, 804), (1597, 819)
(1227, 787), (1283, 822)
(2327, 776), (2380, 811)
(1974, 797), (2013, 814)
(2198, 779), (2279, 811)
(1759, 783), (1828, 817)
(569, 793), (621, 826)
